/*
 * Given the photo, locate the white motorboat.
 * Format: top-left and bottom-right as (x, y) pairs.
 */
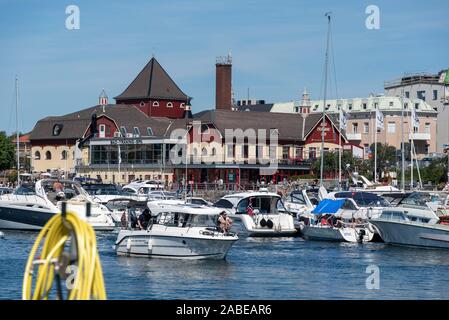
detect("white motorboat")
(283, 189), (316, 218)
(370, 192), (449, 248)
(215, 191), (298, 237)
(0, 179), (115, 231)
(299, 199), (375, 243)
(82, 183), (138, 204)
(323, 190), (391, 220)
(114, 203), (238, 259)
(349, 174), (399, 192)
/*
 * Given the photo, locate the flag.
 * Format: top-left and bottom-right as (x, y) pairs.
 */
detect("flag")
(444, 68), (449, 85)
(375, 109), (384, 130)
(411, 105), (420, 129)
(118, 144), (122, 164)
(339, 110), (347, 130)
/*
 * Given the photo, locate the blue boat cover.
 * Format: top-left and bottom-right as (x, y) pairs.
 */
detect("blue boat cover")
(311, 199), (345, 215)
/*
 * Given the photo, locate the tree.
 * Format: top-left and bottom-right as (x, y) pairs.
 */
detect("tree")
(0, 131), (15, 170)
(420, 156), (447, 185)
(369, 143), (397, 180)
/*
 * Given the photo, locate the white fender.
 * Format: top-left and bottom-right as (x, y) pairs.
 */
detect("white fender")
(126, 237), (132, 251)
(148, 237), (153, 252)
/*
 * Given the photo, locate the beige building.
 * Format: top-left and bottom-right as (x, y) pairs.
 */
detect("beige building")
(268, 94), (438, 159)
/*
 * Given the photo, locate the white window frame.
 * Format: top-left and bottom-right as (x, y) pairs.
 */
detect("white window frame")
(152, 101), (159, 107)
(387, 122), (396, 133)
(167, 102), (173, 108)
(99, 124), (106, 138)
(363, 123), (369, 134)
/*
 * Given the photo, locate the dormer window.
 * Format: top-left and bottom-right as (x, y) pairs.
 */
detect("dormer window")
(133, 127), (140, 137)
(120, 126), (127, 137)
(152, 101), (159, 107)
(52, 124), (63, 136)
(147, 127), (154, 136)
(200, 124), (209, 134)
(167, 102), (173, 108)
(362, 103), (367, 109)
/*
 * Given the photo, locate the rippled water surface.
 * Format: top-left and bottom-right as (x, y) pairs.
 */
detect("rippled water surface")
(1, 230), (449, 299)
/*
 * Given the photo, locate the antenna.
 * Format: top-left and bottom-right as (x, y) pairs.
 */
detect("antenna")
(320, 12), (332, 187)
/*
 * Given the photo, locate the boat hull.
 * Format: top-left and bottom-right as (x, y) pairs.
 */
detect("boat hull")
(300, 224), (344, 241)
(230, 214), (298, 237)
(0, 204), (54, 230)
(370, 220), (449, 249)
(115, 230), (238, 260)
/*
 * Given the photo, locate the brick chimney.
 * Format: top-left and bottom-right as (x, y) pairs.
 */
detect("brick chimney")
(215, 53), (232, 110)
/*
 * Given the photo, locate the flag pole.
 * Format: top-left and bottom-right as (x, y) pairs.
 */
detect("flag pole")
(338, 107), (342, 188)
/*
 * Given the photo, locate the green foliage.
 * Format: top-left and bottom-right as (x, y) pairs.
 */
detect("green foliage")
(419, 156), (447, 185)
(369, 143), (397, 174)
(0, 132), (15, 170)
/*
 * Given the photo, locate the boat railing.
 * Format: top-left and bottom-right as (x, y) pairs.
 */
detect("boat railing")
(0, 193), (47, 205)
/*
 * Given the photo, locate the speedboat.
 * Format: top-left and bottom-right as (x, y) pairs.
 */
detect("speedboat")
(82, 183), (138, 204)
(0, 179), (115, 231)
(214, 190), (297, 237)
(299, 199), (375, 243)
(349, 173), (399, 192)
(283, 189), (316, 218)
(370, 192), (449, 248)
(324, 190), (391, 220)
(114, 203), (238, 259)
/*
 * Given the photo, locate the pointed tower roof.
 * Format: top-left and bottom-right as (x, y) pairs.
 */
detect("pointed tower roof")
(114, 57), (189, 101)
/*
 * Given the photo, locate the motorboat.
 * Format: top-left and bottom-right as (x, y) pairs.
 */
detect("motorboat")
(370, 192), (449, 248)
(214, 191), (297, 236)
(114, 203), (238, 259)
(0, 179), (115, 231)
(349, 173), (399, 192)
(82, 183), (138, 204)
(299, 199), (375, 243)
(323, 190), (391, 220)
(283, 189), (316, 218)
(123, 179), (165, 192)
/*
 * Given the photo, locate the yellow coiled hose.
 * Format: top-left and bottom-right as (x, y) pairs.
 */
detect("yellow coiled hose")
(22, 211), (106, 300)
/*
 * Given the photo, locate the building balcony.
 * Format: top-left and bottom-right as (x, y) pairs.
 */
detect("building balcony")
(346, 133), (362, 140)
(409, 132), (431, 141)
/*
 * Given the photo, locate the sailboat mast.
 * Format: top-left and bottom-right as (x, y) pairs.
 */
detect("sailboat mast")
(320, 13), (331, 187)
(15, 76), (20, 186)
(401, 90), (405, 191)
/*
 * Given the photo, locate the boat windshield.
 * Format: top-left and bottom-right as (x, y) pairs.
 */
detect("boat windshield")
(399, 192), (439, 207)
(334, 192), (390, 207)
(41, 180), (87, 204)
(236, 196), (286, 214)
(14, 184), (36, 195)
(287, 191), (307, 204)
(156, 212), (218, 228)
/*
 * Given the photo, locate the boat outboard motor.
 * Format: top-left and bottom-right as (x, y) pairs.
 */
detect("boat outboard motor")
(358, 229), (366, 242)
(260, 218), (267, 227)
(266, 219), (274, 229)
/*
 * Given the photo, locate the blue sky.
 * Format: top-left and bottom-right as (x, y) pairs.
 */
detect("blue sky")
(0, 0), (448, 134)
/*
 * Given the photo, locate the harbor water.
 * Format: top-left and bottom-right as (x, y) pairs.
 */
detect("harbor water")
(1, 230), (449, 300)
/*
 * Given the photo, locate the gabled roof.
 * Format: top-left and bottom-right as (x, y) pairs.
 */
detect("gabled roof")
(29, 104), (175, 141)
(192, 109), (312, 142)
(114, 57), (189, 101)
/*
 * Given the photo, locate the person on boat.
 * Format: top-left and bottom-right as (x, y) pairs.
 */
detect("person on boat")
(218, 211), (233, 234)
(246, 198), (255, 216)
(137, 208), (152, 230)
